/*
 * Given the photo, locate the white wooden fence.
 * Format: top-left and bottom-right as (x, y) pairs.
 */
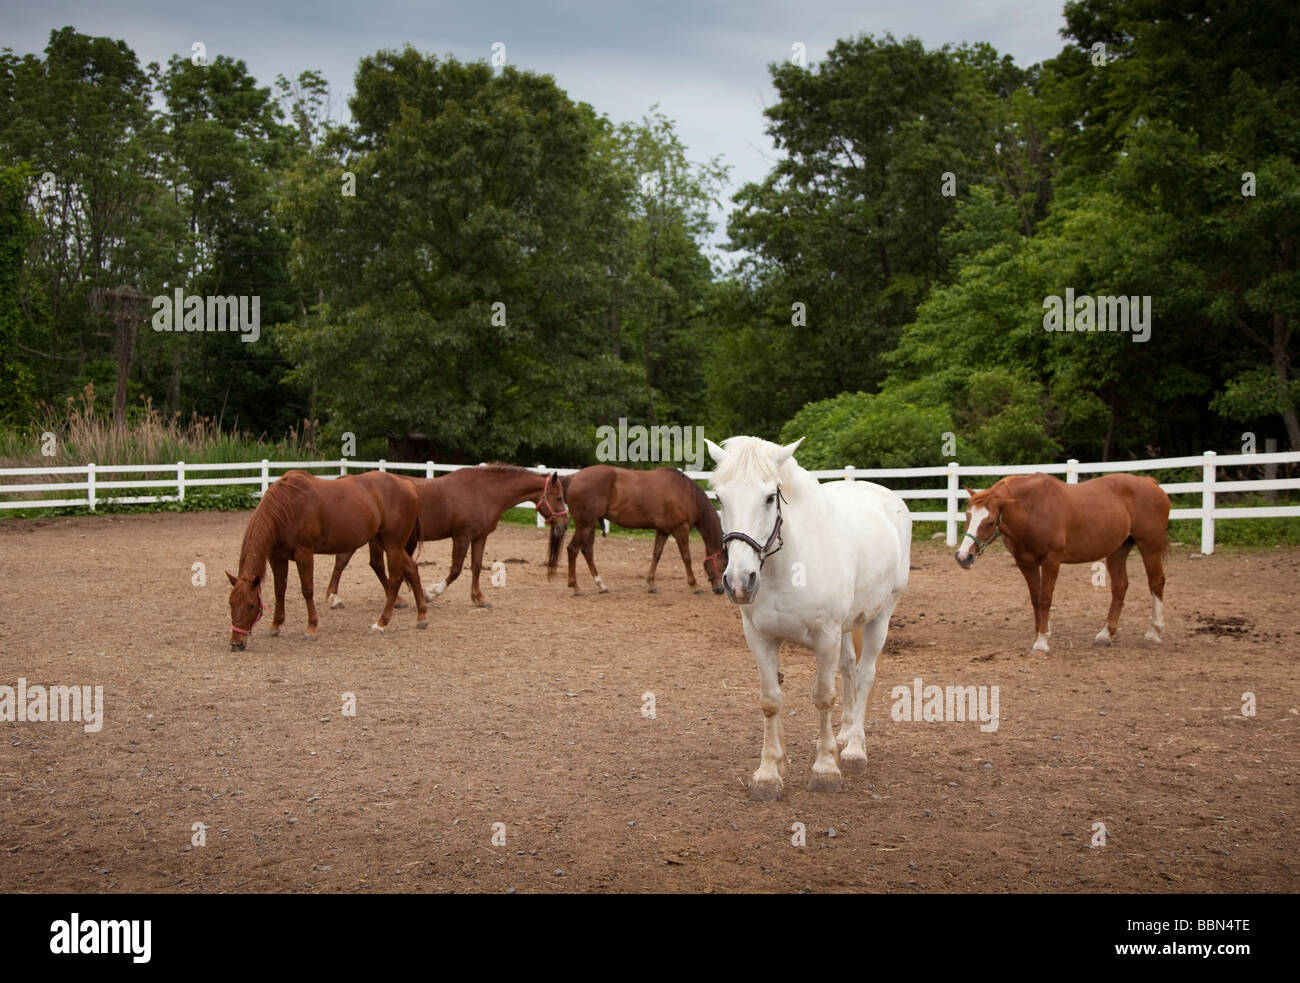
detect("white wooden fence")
(2, 451), (1298, 555)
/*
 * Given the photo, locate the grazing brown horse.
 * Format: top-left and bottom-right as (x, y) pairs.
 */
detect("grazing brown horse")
(325, 464), (569, 609)
(954, 472), (1169, 653)
(227, 470), (427, 649)
(552, 465), (726, 595)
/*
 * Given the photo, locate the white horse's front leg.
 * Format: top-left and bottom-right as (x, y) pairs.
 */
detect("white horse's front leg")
(808, 630), (843, 793)
(743, 619), (785, 801)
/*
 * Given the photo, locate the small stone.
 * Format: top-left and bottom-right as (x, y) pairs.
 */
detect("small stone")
(1051, 734), (1062, 741)
(288, 818), (298, 825)
(827, 827), (837, 838)
(89, 811), (101, 819)
(553, 869), (565, 877)
(947, 781), (958, 788)
(981, 762), (992, 771)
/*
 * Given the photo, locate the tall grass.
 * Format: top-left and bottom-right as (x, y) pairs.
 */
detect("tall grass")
(0, 383), (319, 468)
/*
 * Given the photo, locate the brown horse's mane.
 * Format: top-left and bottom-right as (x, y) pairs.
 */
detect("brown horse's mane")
(479, 462), (545, 476)
(239, 470), (313, 573)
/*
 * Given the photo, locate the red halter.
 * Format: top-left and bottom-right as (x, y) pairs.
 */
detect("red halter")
(704, 549), (725, 579)
(536, 472), (569, 524)
(230, 580), (265, 636)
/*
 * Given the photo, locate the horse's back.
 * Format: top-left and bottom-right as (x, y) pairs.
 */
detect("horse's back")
(822, 479), (912, 592)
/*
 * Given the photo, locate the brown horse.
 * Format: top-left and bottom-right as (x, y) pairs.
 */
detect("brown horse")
(552, 465), (726, 595)
(227, 470), (427, 649)
(954, 472), (1169, 653)
(325, 464), (569, 609)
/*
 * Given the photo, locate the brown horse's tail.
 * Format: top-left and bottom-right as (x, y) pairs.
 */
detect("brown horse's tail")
(406, 513), (423, 563)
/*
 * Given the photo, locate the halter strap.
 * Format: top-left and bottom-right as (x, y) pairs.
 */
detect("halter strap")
(704, 548), (726, 578)
(961, 512), (1003, 555)
(231, 580), (265, 635)
(721, 488), (786, 567)
(535, 472), (569, 524)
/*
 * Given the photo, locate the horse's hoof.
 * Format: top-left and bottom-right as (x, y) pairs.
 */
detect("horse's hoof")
(840, 750), (869, 775)
(475, 600), (492, 610)
(598, 586), (610, 594)
(416, 621), (429, 630)
(748, 776), (783, 802)
(1032, 636), (1050, 653)
(808, 768), (843, 793)
(394, 600), (408, 609)
(267, 628), (280, 637)
(423, 590), (434, 601)
(327, 594), (343, 610)
(1093, 629), (1112, 646)
(647, 586), (658, 595)
(1143, 630), (1162, 644)
(301, 633), (317, 642)
(370, 623), (385, 632)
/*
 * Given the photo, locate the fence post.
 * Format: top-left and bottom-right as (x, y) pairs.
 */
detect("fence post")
(1201, 451), (1216, 555)
(177, 461), (185, 503)
(88, 462), (96, 512)
(844, 465), (855, 482)
(946, 463), (960, 546)
(340, 458), (348, 477)
(1066, 458), (1079, 484)
(426, 460), (435, 479)
(378, 458), (387, 473)
(260, 459), (269, 495)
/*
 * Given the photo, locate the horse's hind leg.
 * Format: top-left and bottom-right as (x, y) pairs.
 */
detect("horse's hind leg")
(835, 628), (860, 753)
(841, 614), (889, 775)
(1137, 539), (1166, 642)
(400, 549), (428, 628)
(646, 530), (668, 593)
(671, 524), (699, 591)
(566, 526), (583, 592)
(366, 540), (407, 608)
(426, 536), (468, 600)
(1095, 541), (1134, 645)
(371, 541), (407, 631)
(326, 550), (354, 609)
(581, 527), (606, 593)
(469, 536), (489, 608)
(294, 548), (319, 640)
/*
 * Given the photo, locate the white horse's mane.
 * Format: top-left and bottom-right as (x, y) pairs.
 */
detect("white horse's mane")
(713, 436), (795, 487)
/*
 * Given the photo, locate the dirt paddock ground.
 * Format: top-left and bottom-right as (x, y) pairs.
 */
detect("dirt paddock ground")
(1, 510), (1296, 893)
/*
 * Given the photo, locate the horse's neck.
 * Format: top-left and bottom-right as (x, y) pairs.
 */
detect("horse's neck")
(238, 515), (275, 581)
(490, 471), (542, 509)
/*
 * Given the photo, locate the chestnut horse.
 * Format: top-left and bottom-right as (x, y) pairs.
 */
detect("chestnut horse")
(325, 464), (569, 609)
(954, 472), (1169, 653)
(227, 470), (427, 649)
(552, 465), (726, 595)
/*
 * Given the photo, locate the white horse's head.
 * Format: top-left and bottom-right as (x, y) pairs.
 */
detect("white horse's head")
(706, 435), (804, 604)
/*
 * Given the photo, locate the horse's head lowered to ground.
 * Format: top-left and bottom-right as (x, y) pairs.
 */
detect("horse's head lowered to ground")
(955, 482), (1015, 569)
(705, 435), (803, 604)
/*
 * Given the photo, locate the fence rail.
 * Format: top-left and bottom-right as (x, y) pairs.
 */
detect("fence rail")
(3, 450), (1298, 555)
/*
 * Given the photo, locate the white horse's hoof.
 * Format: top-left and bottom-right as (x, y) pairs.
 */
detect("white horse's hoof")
(1144, 629), (1162, 643)
(808, 767), (843, 793)
(327, 594), (343, 609)
(840, 749), (868, 775)
(370, 623), (384, 632)
(748, 775), (783, 801)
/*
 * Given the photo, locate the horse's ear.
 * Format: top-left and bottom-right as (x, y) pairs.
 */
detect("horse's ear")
(705, 439), (727, 465)
(962, 485), (978, 497)
(252, 574), (261, 589)
(771, 436), (804, 466)
(226, 571), (238, 586)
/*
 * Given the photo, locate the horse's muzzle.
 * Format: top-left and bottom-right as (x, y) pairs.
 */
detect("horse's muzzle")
(712, 583), (725, 595)
(955, 551), (975, 570)
(724, 571), (759, 605)
(230, 636), (246, 651)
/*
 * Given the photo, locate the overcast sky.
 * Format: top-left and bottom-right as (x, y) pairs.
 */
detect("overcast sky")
(4, 0), (1072, 252)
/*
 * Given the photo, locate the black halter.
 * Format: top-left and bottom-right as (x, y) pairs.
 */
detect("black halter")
(721, 487), (786, 567)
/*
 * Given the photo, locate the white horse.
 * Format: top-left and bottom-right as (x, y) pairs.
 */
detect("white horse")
(706, 436), (911, 801)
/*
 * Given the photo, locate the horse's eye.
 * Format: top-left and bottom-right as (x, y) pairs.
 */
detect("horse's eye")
(766, 494), (775, 505)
